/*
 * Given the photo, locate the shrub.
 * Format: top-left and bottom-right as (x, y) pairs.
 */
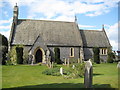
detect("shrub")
(8, 46), (17, 65)
(93, 47), (100, 64)
(42, 63), (85, 79)
(42, 67), (61, 76)
(16, 47), (23, 64)
(0, 34), (8, 65)
(107, 47), (115, 63)
(7, 45), (24, 65)
(2, 46), (8, 65)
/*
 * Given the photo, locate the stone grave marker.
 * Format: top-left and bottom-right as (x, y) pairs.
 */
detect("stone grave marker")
(117, 61), (120, 68)
(31, 55), (34, 65)
(84, 59), (93, 88)
(60, 67), (63, 75)
(64, 58), (67, 65)
(72, 65), (75, 69)
(78, 58), (80, 63)
(67, 58), (69, 67)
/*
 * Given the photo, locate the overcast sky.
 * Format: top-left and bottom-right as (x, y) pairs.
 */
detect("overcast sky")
(0, 0), (119, 51)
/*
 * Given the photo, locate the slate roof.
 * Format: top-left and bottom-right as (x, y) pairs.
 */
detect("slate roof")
(12, 19), (83, 46)
(80, 30), (111, 47)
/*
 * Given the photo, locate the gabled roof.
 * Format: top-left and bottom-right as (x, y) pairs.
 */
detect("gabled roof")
(80, 30), (111, 47)
(12, 19), (83, 46)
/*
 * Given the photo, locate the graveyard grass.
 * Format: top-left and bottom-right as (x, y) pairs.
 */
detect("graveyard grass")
(2, 63), (118, 88)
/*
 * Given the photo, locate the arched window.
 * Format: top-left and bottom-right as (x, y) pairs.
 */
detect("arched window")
(70, 48), (74, 57)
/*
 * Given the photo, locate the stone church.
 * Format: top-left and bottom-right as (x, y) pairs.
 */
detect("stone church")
(9, 5), (111, 64)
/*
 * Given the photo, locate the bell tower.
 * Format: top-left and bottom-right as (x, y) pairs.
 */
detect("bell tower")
(13, 3), (19, 24)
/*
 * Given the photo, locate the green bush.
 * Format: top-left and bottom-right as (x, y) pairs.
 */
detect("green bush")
(2, 46), (8, 65)
(0, 34), (8, 65)
(42, 63), (85, 79)
(8, 46), (17, 65)
(7, 45), (24, 65)
(42, 67), (61, 76)
(93, 47), (100, 64)
(107, 47), (115, 63)
(16, 47), (23, 64)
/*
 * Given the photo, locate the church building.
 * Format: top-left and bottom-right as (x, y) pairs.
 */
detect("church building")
(9, 5), (111, 64)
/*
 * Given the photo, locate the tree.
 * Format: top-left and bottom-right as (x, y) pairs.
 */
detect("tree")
(8, 45), (24, 65)
(107, 47), (115, 63)
(93, 47), (100, 64)
(16, 46), (23, 64)
(0, 33), (8, 65)
(54, 47), (61, 64)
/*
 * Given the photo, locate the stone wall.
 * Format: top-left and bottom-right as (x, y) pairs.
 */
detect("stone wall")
(48, 46), (80, 63)
(84, 47), (107, 62)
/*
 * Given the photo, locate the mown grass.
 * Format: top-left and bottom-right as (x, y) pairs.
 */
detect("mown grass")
(2, 63), (118, 88)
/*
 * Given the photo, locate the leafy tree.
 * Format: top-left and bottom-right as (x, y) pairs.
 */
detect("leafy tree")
(107, 47), (115, 63)
(0, 33), (8, 65)
(54, 47), (61, 64)
(7, 45), (24, 65)
(16, 46), (23, 64)
(93, 47), (100, 64)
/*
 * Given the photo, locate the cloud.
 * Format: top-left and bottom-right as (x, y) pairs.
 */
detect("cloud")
(78, 24), (96, 28)
(5, 0), (118, 20)
(0, 18), (12, 39)
(0, 17), (12, 25)
(106, 22), (118, 51)
(28, 0), (119, 18)
(0, 30), (10, 39)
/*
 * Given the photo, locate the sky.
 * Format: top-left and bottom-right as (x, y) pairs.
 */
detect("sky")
(0, 0), (119, 51)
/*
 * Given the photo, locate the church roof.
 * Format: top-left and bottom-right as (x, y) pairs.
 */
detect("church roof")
(12, 19), (83, 46)
(80, 30), (111, 47)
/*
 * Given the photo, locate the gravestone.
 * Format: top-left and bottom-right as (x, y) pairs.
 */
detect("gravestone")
(64, 58), (67, 65)
(67, 58), (69, 67)
(78, 58), (80, 63)
(46, 49), (50, 65)
(84, 59), (93, 88)
(117, 61), (120, 68)
(72, 65), (75, 69)
(31, 55), (34, 65)
(60, 67), (63, 75)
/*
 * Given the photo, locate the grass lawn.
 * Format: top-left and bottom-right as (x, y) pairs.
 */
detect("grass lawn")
(2, 63), (118, 88)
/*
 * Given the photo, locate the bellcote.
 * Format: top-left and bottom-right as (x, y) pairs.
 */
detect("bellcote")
(13, 3), (19, 24)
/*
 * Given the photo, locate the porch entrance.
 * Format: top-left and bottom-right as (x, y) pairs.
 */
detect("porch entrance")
(35, 49), (42, 63)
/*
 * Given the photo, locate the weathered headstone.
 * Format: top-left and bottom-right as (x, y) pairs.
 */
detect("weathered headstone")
(84, 59), (93, 88)
(78, 58), (80, 63)
(60, 67), (63, 75)
(46, 49), (50, 65)
(117, 61), (120, 68)
(67, 58), (69, 67)
(64, 58), (67, 65)
(31, 55), (34, 65)
(72, 65), (75, 69)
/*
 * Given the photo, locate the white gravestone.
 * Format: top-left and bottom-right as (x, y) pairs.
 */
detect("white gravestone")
(60, 67), (63, 75)
(84, 59), (93, 88)
(31, 55), (34, 65)
(67, 58), (69, 67)
(72, 65), (75, 69)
